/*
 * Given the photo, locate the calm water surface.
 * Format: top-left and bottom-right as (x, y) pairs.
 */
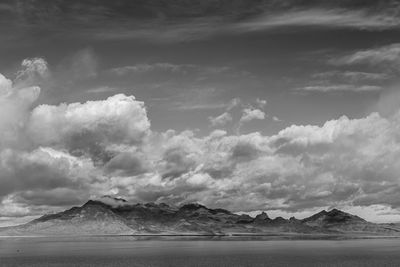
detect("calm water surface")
(1, 236), (400, 266)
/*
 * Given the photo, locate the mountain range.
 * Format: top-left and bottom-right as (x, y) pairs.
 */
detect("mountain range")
(1, 197), (400, 237)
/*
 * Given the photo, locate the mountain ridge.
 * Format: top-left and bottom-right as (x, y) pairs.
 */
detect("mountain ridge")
(1, 198), (400, 237)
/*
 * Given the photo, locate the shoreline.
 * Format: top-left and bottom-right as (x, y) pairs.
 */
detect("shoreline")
(1, 233), (400, 240)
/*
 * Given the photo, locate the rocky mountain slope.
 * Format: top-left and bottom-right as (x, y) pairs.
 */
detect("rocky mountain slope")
(1, 197), (399, 236)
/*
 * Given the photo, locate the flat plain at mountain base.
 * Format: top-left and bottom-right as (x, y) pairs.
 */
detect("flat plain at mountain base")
(1, 237), (400, 267)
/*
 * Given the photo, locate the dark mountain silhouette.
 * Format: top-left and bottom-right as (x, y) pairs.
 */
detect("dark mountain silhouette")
(301, 208), (399, 234)
(302, 209), (365, 226)
(1, 198), (400, 236)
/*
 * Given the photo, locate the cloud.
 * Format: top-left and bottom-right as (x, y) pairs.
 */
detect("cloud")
(375, 86), (400, 117)
(273, 116), (282, 122)
(0, 73), (12, 96)
(15, 57), (49, 85)
(95, 195), (128, 208)
(226, 98), (241, 111)
(330, 43), (400, 70)
(240, 108), (266, 122)
(0, 147), (93, 200)
(104, 152), (147, 177)
(108, 63), (188, 76)
(236, 8), (400, 32)
(86, 86), (116, 94)
(208, 98), (273, 133)
(0, 60), (43, 149)
(4, 57), (400, 224)
(56, 48), (98, 83)
(312, 71), (390, 82)
(84, 8), (400, 42)
(3, 96), (400, 222)
(209, 112), (232, 127)
(107, 63), (234, 78)
(170, 87), (227, 111)
(161, 146), (198, 179)
(28, 94), (150, 157)
(301, 70), (387, 94)
(296, 84), (382, 93)
(7, 1), (400, 46)
(256, 98), (267, 108)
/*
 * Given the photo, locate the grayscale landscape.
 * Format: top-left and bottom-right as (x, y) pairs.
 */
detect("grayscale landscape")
(2, 0), (400, 266)
(1, 196), (400, 237)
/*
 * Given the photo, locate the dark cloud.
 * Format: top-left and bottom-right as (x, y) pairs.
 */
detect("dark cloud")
(104, 152), (147, 177)
(231, 141), (261, 162)
(12, 0), (399, 23)
(161, 147), (197, 179)
(15, 188), (87, 207)
(0, 148), (86, 199)
(1, 0), (398, 43)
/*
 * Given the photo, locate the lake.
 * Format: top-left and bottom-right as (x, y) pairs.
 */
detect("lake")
(1, 236), (400, 266)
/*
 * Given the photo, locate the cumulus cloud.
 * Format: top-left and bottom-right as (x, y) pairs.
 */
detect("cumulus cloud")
(130, 111), (400, 214)
(28, 94), (150, 161)
(0, 147), (94, 200)
(0, 64), (42, 149)
(4, 58), (400, 225)
(15, 57), (49, 85)
(209, 98), (270, 131)
(104, 152), (147, 177)
(240, 108), (266, 122)
(0, 73), (13, 96)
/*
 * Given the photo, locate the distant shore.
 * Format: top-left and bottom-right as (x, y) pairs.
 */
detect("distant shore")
(2, 233), (400, 240)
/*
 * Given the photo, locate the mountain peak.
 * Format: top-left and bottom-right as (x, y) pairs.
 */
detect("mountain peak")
(327, 208), (345, 215)
(302, 208), (366, 226)
(179, 203), (207, 211)
(255, 212), (270, 221)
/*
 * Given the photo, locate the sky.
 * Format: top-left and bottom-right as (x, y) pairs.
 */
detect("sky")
(2, 0), (400, 226)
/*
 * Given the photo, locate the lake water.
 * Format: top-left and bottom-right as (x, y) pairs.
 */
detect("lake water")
(1, 236), (400, 266)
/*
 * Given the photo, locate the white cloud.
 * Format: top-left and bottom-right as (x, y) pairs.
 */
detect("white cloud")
(3, 98), (400, 222)
(312, 71), (390, 82)
(107, 63), (233, 78)
(86, 86), (116, 94)
(296, 84), (382, 93)
(15, 57), (49, 85)
(209, 112), (232, 127)
(226, 97), (241, 111)
(28, 94), (150, 149)
(0, 74), (12, 96)
(256, 98), (267, 108)
(331, 43), (400, 69)
(108, 63), (186, 76)
(3, 58), (400, 225)
(0, 60), (43, 149)
(240, 108), (266, 122)
(272, 116), (282, 122)
(236, 9), (400, 32)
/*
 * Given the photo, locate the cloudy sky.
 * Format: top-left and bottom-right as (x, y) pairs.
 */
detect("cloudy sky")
(2, 0), (400, 226)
